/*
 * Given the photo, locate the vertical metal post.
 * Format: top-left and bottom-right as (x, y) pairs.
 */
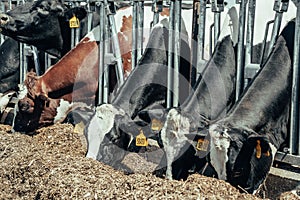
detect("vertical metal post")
(167, 0), (175, 108)
(98, 1), (106, 104)
(31, 46), (41, 76)
(260, 20), (274, 66)
(106, 0), (124, 86)
(19, 43), (27, 84)
(235, 0), (248, 101)
(290, 0), (300, 155)
(87, 0), (93, 33)
(0, 3), (5, 45)
(173, 0), (182, 107)
(197, 0), (207, 62)
(245, 0), (256, 66)
(131, 0), (138, 70)
(75, 27), (80, 45)
(191, 0), (200, 86)
(211, 0), (224, 47)
(267, 0), (289, 56)
(68, 2), (76, 49)
(137, 1), (144, 61)
(152, 0), (163, 27)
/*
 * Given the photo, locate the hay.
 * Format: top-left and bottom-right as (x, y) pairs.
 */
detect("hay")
(0, 124), (269, 199)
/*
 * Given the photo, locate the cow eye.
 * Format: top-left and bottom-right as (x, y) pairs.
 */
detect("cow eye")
(230, 141), (238, 149)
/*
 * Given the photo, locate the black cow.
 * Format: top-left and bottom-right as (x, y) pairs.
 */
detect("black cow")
(0, 37), (19, 93)
(0, 0), (130, 58)
(0, 0), (93, 58)
(84, 19), (191, 169)
(208, 20), (295, 194)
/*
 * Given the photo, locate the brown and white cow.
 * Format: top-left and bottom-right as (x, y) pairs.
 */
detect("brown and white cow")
(12, 28), (100, 133)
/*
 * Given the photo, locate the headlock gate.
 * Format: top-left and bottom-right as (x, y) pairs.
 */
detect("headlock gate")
(0, 0), (299, 167)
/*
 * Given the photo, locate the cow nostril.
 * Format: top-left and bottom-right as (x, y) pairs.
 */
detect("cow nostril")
(1, 16), (8, 21)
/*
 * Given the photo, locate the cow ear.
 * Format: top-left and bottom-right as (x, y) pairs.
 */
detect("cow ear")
(64, 7), (87, 21)
(50, 0), (65, 14)
(247, 135), (272, 159)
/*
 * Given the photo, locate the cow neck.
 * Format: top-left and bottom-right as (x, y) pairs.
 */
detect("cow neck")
(181, 36), (236, 123)
(39, 38), (98, 100)
(111, 22), (169, 119)
(227, 36), (293, 133)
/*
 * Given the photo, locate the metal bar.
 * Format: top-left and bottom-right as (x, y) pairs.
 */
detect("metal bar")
(75, 27), (80, 45)
(196, 0), (207, 78)
(131, 0), (138, 70)
(290, 0), (300, 155)
(275, 151), (300, 166)
(260, 20), (274, 66)
(106, 0), (124, 87)
(267, 12), (283, 56)
(209, 23), (214, 57)
(173, 0), (182, 107)
(235, 0), (248, 101)
(190, 0), (200, 87)
(211, 0), (224, 47)
(97, 1), (105, 104)
(267, 0), (290, 56)
(152, 0), (163, 26)
(213, 12), (221, 46)
(19, 43), (27, 84)
(87, 0), (93, 32)
(0, 3), (5, 45)
(31, 46), (41, 76)
(167, 0), (175, 108)
(245, 0), (256, 65)
(137, 1), (144, 60)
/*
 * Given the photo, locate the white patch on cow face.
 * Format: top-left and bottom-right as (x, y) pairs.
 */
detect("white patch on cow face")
(11, 84), (28, 133)
(54, 99), (72, 124)
(209, 123), (231, 180)
(85, 104), (124, 160)
(0, 91), (14, 113)
(269, 142), (277, 162)
(17, 84), (28, 99)
(161, 108), (190, 180)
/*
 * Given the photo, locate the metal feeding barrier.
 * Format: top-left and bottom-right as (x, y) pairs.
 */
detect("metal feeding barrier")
(285, 0), (300, 163)
(0, 0), (299, 165)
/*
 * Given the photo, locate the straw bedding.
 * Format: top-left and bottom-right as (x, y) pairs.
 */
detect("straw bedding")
(0, 123), (295, 199)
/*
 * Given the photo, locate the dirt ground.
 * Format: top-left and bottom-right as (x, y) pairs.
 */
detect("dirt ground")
(0, 123), (298, 200)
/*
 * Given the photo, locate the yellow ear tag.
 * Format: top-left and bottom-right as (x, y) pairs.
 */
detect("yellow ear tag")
(151, 118), (163, 131)
(73, 121), (85, 134)
(256, 140), (262, 159)
(263, 151), (270, 157)
(69, 15), (80, 28)
(136, 130), (148, 147)
(196, 138), (209, 151)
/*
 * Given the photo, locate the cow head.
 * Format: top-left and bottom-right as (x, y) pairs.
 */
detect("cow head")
(209, 123), (276, 193)
(12, 72), (59, 133)
(84, 104), (126, 160)
(0, 0), (87, 57)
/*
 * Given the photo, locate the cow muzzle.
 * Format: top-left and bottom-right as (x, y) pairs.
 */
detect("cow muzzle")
(0, 14), (11, 26)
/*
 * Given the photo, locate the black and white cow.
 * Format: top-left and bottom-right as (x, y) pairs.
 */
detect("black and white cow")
(159, 34), (236, 180)
(0, 0), (94, 58)
(208, 19), (295, 194)
(84, 18), (191, 169)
